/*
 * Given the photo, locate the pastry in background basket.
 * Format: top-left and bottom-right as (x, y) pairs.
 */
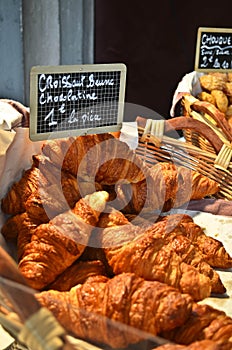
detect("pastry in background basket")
(198, 73), (232, 117)
(171, 71), (232, 130)
(170, 70), (232, 201)
(178, 71), (232, 135)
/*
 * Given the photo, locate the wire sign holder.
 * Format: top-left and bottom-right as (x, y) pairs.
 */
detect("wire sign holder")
(29, 63), (127, 141)
(194, 27), (232, 72)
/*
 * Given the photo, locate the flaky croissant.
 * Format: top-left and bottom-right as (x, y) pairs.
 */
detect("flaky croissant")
(114, 162), (219, 214)
(97, 209), (212, 301)
(47, 260), (107, 291)
(1, 155), (81, 220)
(24, 179), (103, 225)
(154, 340), (222, 350)
(141, 214), (225, 294)
(160, 214), (232, 269)
(41, 133), (147, 185)
(1, 165), (49, 215)
(36, 272), (193, 349)
(1, 212), (38, 261)
(1, 212), (34, 240)
(160, 303), (232, 349)
(18, 191), (109, 290)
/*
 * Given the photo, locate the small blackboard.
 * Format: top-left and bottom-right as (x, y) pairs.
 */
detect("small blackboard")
(29, 63), (126, 141)
(195, 27), (232, 72)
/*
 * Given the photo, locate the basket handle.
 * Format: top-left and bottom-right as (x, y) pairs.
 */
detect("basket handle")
(182, 95), (232, 143)
(136, 116), (224, 154)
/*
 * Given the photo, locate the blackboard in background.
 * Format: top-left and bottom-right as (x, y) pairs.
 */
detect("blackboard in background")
(195, 27), (232, 72)
(29, 63), (127, 141)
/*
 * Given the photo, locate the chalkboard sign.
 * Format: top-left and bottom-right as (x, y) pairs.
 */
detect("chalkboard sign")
(29, 63), (127, 141)
(195, 27), (232, 72)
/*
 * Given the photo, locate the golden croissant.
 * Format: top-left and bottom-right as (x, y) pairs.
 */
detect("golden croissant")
(36, 272), (193, 349)
(1, 135), (219, 223)
(97, 209), (212, 301)
(144, 220), (225, 294)
(154, 339), (221, 350)
(1, 212), (38, 262)
(1, 155), (81, 219)
(160, 214), (232, 269)
(18, 191), (109, 290)
(1, 165), (49, 215)
(114, 162), (219, 214)
(47, 259), (107, 291)
(160, 302), (232, 349)
(41, 132), (147, 185)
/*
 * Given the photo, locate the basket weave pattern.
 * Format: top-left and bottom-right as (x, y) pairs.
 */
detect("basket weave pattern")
(136, 116), (232, 200)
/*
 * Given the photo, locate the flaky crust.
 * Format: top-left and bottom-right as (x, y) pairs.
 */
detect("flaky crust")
(1, 166), (49, 215)
(36, 272), (193, 348)
(47, 260), (107, 291)
(18, 191), (109, 290)
(41, 133), (147, 185)
(98, 211), (212, 301)
(160, 214), (232, 269)
(161, 303), (232, 349)
(97, 210), (227, 296)
(154, 339), (222, 350)
(114, 162), (219, 214)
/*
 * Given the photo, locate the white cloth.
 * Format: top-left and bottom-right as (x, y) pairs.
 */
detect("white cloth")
(170, 71), (204, 117)
(0, 101), (28, 130)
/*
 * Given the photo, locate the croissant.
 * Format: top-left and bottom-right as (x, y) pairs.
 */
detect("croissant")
(1, 154), (82, 221)
(156, 162), (219, 202)
(30, 155), (82, 221)
(1, 212), (39, 265)
(154, 340), (222, 350)
(124, 212), (226, 294)
(140, 214), (226, 294)
(41, 133), (147, 185)
(160, 302), (232, 349)
(114, 162), (219, 214)
(1, 165), (49, 215)
(47, 260), (107, 291)
(1, 212), (35, 241)
(97, 209), (212, 301)
(36, 272), (193, 348)
(160, 214), (232, 269)
(18, 191), (109, 290)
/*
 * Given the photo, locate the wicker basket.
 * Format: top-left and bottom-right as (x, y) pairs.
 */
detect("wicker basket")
(136, 115), (232, 200)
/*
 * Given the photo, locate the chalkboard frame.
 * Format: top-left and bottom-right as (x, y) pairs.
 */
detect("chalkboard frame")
(194, 27), (232, 72)
(29, 63), (127, 141)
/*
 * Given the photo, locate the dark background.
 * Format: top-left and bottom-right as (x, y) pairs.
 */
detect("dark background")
(94, 0), (232, 119)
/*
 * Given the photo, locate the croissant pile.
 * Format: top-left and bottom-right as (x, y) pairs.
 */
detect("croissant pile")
(1, 132), (232, 349)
